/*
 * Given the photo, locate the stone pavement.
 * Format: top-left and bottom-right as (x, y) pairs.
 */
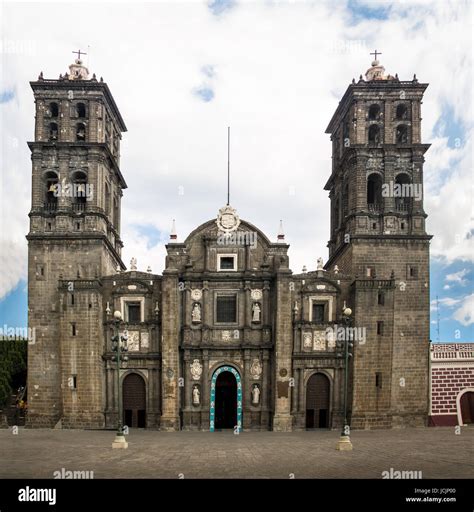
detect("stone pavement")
(0, 427), (472, 479)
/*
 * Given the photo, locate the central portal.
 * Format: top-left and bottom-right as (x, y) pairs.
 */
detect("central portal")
(210, 366), (242, 432)
(215, 371), (237, 429)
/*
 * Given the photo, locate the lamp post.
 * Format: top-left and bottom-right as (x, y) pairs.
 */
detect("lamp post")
(336, 305), (354, 451)
(111, 310), (129, 449)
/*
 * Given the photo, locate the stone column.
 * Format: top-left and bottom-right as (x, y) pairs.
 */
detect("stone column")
(263, 280), (270, 326)
(202, 281), (210, 326)
(261, 351), (270, 429)
(160, 270), (180, 430)
(273, 267), (293, 431)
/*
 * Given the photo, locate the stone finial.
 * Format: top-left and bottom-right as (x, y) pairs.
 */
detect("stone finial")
(334, 265), (339, 274)
(302, 265), (307, 273)
(38, 71), (44, 80)
(170, 219), (177, 241)
(130, 257), (137, 271)
(116, 265), (121, 273)
(352, 78), (355, 84)
(390, 269), (395, 279)
(277, 220), (285, 242)
(92, 73), (97, 81)
(100, 76), (103, 82)
(316, 257), (324, 271)
(147, 266), (152, 273)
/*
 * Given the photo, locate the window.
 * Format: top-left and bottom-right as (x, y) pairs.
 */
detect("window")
(127, 302), (141, 323)
(366, 266), (376, 278)
(49, 122), (58, 141)
(367, 173), (382, 210)
(396, 124), (408, 144)
(396, 104), (408, 120)
(378, 291), (385, 306)
(375, 372), (382, 389)
(69, 375), (77, 390)
(377, 321), (384, 336)
(216, 295), (237, 323)
(71, 171), (88, 208)
(407, 265), (418, 280)
(312, 303), (325, 324)
(49, 102), (59, 118)
(77, 102), (86, 118)
(218, 254), (237, 271)
(71, 323), (76, 336)
(44, 171), (58, 210)
(395, 173), (412, 212)
(368, 104), (381, 120)
(368, 124), (380, 144)
(76, 122), (86, 141)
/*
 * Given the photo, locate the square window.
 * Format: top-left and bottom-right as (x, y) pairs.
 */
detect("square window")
(378, 291), (385, 306)
(312, 303), (325, 324)
(218, 255), (237, 271)
(216, 295), (237, 323)
(127, 302), (141, 323)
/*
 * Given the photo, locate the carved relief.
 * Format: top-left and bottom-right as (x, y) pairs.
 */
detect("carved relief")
(313, 331), (326, 351)
(190, 359), (203, 380)
(250, 359), (262, 380)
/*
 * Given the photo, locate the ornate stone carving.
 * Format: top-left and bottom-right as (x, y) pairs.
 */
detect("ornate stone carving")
(251, 289), (262, 301)
(190, 359), (203, 381)
(141, 332), (149, 348)
(303, 332), (313, 348)
(127, 330), (139, 352)
(222, 330), (231, 341)
(216, 204), (240, 233)
(250, 359), (262, 380)
(191, 288), (202, 301)
(313, 331), (326, 351)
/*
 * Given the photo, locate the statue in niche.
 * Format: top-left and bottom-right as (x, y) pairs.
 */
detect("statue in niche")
(251, 384), (260, 405)
(191, 303), (201, 323)
(192, 385), (200, 405)
(252, 302), (261, 322)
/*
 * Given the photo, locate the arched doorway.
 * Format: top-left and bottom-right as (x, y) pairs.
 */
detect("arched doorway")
(123, 373), (146, 428)
(306, 373), (330, 429)
(459, 391), (474, 425)
(210, 366), (242, 432)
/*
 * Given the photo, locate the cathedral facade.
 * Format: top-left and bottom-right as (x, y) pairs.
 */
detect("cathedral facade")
(26, 56), (431, 431)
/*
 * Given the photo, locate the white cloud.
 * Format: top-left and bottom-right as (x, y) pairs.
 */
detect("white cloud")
(0, 0), (472, 299)
(445, 268), (469, 286)
(453, 293), (474, 326)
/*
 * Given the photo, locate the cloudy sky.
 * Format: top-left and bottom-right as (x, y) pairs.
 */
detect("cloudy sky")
(0, 0), (472, 341)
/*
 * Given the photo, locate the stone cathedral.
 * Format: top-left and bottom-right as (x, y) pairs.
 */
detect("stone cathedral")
(26, 55), (431, 431)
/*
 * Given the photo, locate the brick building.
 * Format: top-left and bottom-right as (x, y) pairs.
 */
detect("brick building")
(26, 55), (432, 431)
(429, 343), (474, 426)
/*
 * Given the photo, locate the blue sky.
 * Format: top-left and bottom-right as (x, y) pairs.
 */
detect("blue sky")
(0, 0), (472, 342)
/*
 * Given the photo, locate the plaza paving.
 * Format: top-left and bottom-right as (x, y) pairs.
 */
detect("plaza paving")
(0, 427), (472, 479)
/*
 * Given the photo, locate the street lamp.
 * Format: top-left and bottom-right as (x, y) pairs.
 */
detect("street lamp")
(111, 310), (129, 449)
(336, 305), (354, 451)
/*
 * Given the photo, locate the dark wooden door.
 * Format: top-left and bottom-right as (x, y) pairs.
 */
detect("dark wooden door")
(306, 373), (330, 429)
(460, 392), (474, 424)
(123, 373), (146, 428)
(215, 371), (237, 429)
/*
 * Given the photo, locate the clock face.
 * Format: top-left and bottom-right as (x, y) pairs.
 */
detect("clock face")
(251, 289), (262, 301)
(191, 289), (202, 301)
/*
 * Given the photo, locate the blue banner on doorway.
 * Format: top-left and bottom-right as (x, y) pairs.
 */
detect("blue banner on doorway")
(209, 366), (242, 432)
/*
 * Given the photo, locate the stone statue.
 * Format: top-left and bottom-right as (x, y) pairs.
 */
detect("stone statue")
(192, 303), (201, 323)
(317, 257), (324, 270)
(252, 384), (260, 405)
(252, 302), (261, 322)
(130, 257), (137, 271)
(192, 385), (200, 405)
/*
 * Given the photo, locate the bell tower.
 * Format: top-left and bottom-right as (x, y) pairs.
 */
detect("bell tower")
(26, 54), (127, 427)
(324, 54), (432, 428)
